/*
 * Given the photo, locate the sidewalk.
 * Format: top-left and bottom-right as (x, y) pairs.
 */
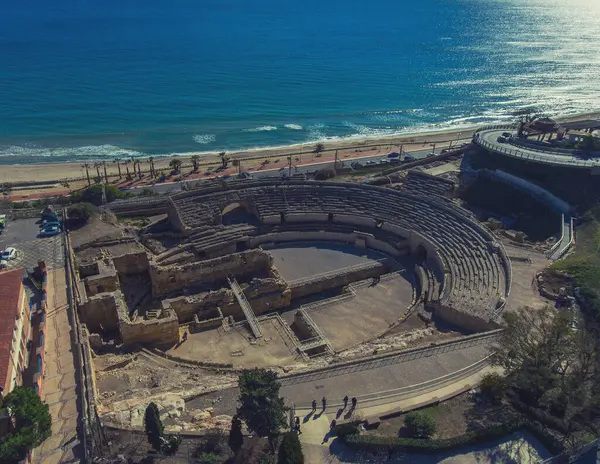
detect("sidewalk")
(33, 268), (83, 464)
(297, 366), (499, 463)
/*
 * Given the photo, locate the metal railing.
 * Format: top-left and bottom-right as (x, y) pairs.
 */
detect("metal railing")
(228, 277), (262, 338)
(473, 131), (600, 168)
(279, 329), (500, 386)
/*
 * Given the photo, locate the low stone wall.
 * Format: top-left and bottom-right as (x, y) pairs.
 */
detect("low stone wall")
(113, 251), (150, 275)
(84, 271), (119, 297)
(164, 275), (291, 324)
(119, 311), (179, 346)
(436, 304), (500, 333)
(149, 249), (272, 296)
(79, 292), (120, 332)
(290, 265), (384, 299)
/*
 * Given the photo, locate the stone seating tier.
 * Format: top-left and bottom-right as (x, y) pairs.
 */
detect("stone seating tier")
(168, 180), (509, 316)
(402, 170), (455, 199)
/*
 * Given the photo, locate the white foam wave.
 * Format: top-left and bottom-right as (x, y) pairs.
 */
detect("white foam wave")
(243, 126), (278, 132)
(0, 144), (142, 160)
(283, 124), (303, 130)
(193, 134), (216, 144)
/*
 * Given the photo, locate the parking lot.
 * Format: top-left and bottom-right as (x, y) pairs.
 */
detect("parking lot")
(0, 218), (65, 270)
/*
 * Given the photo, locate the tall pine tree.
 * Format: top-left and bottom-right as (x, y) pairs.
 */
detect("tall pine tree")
(144, 402), (164, 452)
(277, 432), (304, 464)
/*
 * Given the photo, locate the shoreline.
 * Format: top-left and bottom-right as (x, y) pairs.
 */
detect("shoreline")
(1, 110), (599, 186)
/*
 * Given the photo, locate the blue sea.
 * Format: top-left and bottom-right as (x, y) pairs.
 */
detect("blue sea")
(1, 0), (599, 164)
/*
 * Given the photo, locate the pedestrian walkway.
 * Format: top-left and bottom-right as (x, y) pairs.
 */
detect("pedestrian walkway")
(297, 366), (501, 464)
(33, 268), (83, 464)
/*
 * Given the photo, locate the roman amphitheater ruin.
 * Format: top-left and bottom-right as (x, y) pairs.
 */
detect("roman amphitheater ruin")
(74, 175), (512, 365)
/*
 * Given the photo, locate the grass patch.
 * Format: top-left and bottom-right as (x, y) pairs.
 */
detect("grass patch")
(552, 206), (600, 318)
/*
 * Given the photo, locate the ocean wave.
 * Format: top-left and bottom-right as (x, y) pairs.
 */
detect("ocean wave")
(243, 126), (278, 132)
(0, 144), (142, 161)
(193, 134), (216, 144)
(283, 124), (303, 130)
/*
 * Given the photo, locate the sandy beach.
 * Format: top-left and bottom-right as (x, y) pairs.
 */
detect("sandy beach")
(0, 125), (478, 185)
(1, 111), (598, 189)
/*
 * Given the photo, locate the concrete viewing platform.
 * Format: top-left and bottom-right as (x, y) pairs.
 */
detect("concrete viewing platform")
(474, 127), (600, 169)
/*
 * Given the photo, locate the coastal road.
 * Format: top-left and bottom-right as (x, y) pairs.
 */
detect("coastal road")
(126, 145), (453, 195)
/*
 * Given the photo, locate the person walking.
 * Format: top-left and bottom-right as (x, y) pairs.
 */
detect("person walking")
(343, 395), (349, 409)
(322, 396), (327, 411)
(312, 399), (317, 411)
(295, 416), (301, 434)
(351, 397), (357, 408)
(182, 331), (188, 342)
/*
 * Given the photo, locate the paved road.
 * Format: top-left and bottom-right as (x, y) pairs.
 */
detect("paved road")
(475, 129), (600, 169)
(1, 218), (64, 270)
(125, 146), (448, 195)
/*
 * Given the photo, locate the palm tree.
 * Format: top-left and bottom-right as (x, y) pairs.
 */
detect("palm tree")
(219, 152), (228, 169)
(124, 160), (131, 180)
(169, 158), (182, 173)
(148, 157), (155, 178)
(137, 160), (142, 179)
(82, 163), (91, 185)
(113, 158), (122, 178)
(94, 162), (102, 179)
(313, 143), (325, 154)
(102, 161), (108, 183)
(191, 155), (200, 172)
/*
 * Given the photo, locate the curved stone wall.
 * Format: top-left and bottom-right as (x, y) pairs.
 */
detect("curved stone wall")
(167, 179), (511, 325)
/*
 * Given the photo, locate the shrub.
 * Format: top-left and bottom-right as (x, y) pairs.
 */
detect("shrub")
(335, 422), (359, 438)
(340, 418), (565, 455)
(67, 202), (97, 228)
(480, 372), (507, 403)
(314, 168), (335, 180)
(404, 411), (436, 439)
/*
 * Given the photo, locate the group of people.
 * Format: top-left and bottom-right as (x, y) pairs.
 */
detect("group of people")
(294, 395), (358, 434)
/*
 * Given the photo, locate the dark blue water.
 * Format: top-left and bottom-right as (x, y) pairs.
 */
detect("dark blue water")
(1, 0), (599, 163)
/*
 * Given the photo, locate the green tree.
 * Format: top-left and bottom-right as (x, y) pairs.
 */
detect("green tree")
(228, 415), (244, 456)
(144, 402), (164, 452)
(277, 432), (303, 464)
(0, 386), (52, 463)
(236, 369), (287, 451)
(578, 134), (596, 153)
(73, 184), (126, 206)
(169, 158), (182, 173)
(66, 202), (97, 228)
(404, 411), (436, 438)
(191, 155), (200, 172)
(479, 372), (507, 404)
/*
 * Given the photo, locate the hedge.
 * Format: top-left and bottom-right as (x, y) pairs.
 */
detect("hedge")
(341, 418), (565, 455)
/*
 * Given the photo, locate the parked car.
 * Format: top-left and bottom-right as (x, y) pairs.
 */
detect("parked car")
(502, 132), (512, 138)
(387, 152), (400, 159)
(365, 160), (377, 166)
(350, 162), (363, 169)
(40, 225), (61, 237)
(40, 220), (61, 229)
(426, 152), (435, 157)
(403, 155), (415, 162)
(389, 158), (400, 164)
(1, 247), (17, 261)
(497, 136), (506, 143)
(378, 159), (390, 164)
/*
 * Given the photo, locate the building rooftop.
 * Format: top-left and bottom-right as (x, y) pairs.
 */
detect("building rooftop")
(0, 268), (24, 390)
